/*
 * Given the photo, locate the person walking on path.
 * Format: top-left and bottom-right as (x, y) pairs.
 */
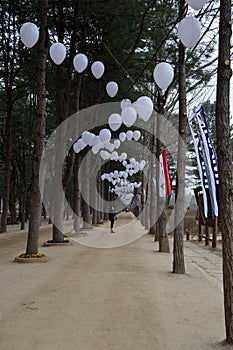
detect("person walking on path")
(109, 209), (116, 233)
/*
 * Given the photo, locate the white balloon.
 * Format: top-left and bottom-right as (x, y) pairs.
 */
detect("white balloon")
(86, 132), (95, 146)
(178, 16), (202, 48)
(73, 53), (88, 73)
(92, 145), (100, 154)
(126, 130), (133, 140)
(121, 99), (131, 110)
(121, 107), (137, 127)
(77, 138), (86, 150)
(92, 135), (101, 146)
(119, 132), (126, 142)
(113, 139), (121, 149)
(100, 150), (110, 160)
(91, 61), (105, 79)
(134, 96), (153, 121)
(186, 0), (207, 10)
(133, 130), (141, 141)
(111, 151), (118, 161)
(153, 62), (174, 90)
(20, 22), (39, 48)
(49, 43), (66, 65)
(108, 113), (122, 131)
(130, 157), (136, 164)
(129, 170), (134, 176)
(99, 128), (111, 142)
(106, 81), (118, 97)
(73, 142), (80, 153)
(82, 131), (91, 145)
(121, 152), (127, 161)
(139, 163), (144, 171)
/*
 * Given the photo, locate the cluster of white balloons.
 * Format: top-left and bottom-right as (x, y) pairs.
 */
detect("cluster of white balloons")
(177, 0), (208, 49)
(107, 96), (154, 131)
(101, 159), (146, 182)
(19, 23), (119, 98)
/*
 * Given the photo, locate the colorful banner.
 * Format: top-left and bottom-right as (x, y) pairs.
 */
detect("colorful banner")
(188, 113), (211, 218)
(188, 104), (219, 218)
(159, 150), (172, 198)
(162, 150), (172, 196)
(159, 153), (166, 198)
(195, 104), (219, 217)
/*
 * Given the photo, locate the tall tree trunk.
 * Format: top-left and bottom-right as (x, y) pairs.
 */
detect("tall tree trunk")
(216, 0), (233, 343)
(149, 128), (158, 236)
(26, 0), (48, 254)
(52, 2), (79, 241)
(172, 0), (186, 274)
(157, 100), (170, 252)
(73, 154), (81, 232)
(81, 156), (92, 228)
(0, 98), (12, 233)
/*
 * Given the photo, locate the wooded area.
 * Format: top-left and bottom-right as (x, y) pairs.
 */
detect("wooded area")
(0, 0), (232, 344)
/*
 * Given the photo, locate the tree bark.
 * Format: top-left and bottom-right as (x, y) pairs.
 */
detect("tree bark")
(157, 101), (170, 253)
(0, 95), (13, 233)
(81, 156), (92, 229)
(73, 154), (81, 232)
(216, 0), (233, 343)
(172, 0), (186, 274)
(26, 0), (48, 254)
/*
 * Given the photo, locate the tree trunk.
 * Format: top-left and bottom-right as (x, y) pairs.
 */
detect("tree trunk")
(149, 124), (158, 237)
(20, 192), (26, 230)
(0, 99), (13, 233)
(81, 156), (92, 229)
(216, 0), (233, 343)
(172, 0), (186, 274)
(73, 154), (81, 232)
(157, 103), (170, 252)
(26, 0), (48, 254)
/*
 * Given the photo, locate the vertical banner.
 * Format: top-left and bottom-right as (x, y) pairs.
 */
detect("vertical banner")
(162, 150), (172, 196)
(195, 104), (219, 217)
(159, 153), (166, 198)
(188, 113), (212, 218)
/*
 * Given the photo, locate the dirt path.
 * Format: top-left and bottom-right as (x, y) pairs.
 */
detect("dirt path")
(0, 213), (230, 349)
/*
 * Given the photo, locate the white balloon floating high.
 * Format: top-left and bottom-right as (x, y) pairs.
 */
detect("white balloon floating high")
(20, 22), (39, 48)
(113, 139), (121, 149)
(153, 62), (174, 90)
(126, 130), (133, 141)
(108, 113), (122, 131)
(121, 99), (131, 110)
(133, 130), (141, 141)
(119, 132), (126, 142)
(91, 61), (105, 79)
(134, 96), (153, 121)
(49, 43), (66, 65)
(99, 128), (111, 142)
(121, 107), (137, 127)
(73, 142), (80, 154)
(186, 0), (208, 10)
(106, 81), (118, 98)
(73, 53), (88, 73)
(178, 16), (201, 48)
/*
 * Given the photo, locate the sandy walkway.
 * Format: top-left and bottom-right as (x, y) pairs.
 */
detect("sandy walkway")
(0, 213), (230, 349)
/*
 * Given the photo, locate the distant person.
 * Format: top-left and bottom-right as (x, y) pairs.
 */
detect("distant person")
(109, 209), (116, 233)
